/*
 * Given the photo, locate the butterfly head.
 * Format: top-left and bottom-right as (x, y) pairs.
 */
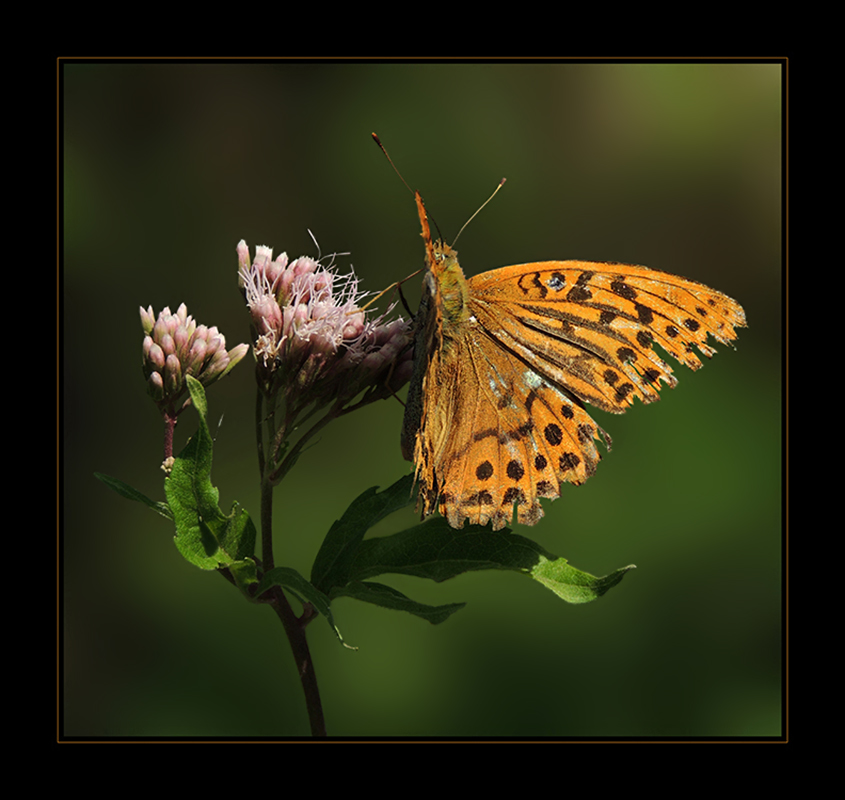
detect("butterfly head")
(414, 191), (471, 326)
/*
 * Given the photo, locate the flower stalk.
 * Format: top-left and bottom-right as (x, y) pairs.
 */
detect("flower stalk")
(236, 238), (412, 735)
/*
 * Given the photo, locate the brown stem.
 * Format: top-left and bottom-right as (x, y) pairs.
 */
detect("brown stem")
(256, 387), (276, 572)
(266, 587), (326, 737)
(260, 473), (275, 573)
(257, 386), (325, 735)
(162, 408), (177, 460)
(258, 483), (325, 734)
(255, 380), (266, 476)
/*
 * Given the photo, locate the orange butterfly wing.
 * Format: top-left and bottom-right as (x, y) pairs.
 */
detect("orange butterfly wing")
(402, 193), (746, 530)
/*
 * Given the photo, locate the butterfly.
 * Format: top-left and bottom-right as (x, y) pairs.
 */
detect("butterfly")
(400, 189), (746, 531)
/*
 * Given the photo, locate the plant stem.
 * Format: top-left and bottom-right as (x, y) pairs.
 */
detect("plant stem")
(260, 474), (275, 572)
(257, 388), (325, 736)
(267, 587), (326, 737)
(255, 379), (266, 476)
(269, 404), (339, 486)
(257, 384), (275, 571)
(163, 408), (177, 460)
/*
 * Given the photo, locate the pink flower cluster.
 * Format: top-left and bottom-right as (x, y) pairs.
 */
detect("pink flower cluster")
(237, 240), (412, 408)
(140, 303), (248, 407)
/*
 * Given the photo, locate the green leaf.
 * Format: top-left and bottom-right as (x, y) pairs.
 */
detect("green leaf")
(165, 376), (256, 572)
(306, 475), (633, 637)
(94, 472), (173, 520)
(310, 473), (415, 594)
(332, 580), (465, 625)
(348, 516), (635, 605)
(186, 372), (208, 417)
(531, 556), (635, 604)
(255, 567), (356, 649)
(309, 473), (632, 633)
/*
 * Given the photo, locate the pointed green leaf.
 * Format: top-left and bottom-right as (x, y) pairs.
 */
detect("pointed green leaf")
(94, 472), (173, 520)
(531, 556), (635, 604)
(256, 567), (355, 649)
(310, 474), (415, 593)
(348, 517), (535, 582)
(186, 372), (208, 418)
(348, 516), (634, 605)
(332, 580), (465, 624)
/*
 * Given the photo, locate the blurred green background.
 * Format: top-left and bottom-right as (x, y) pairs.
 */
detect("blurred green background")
(63, 61), (782, 738)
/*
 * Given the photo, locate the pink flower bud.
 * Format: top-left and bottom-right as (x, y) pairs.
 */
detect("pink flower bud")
(251, 295), (283, 337)
(163, 312), (179, 339)
(148, 371), (165, 400)
(186, 338), (208, 375)
(164, 354), (182, 394)
(264, 253), (289, 292)
(147, 341), (165, 371)
(140, 306), (156, 335)
(342, 312), (365, 341)
(237, 240), (251, 277)
(159, 333), (176, 357)
(153, 315), (169, 342)
(228, 343), (249, 365)
(205, 335), (223, 359)
(202, 348), (229, 381)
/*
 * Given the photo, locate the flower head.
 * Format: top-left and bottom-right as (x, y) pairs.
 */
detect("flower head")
(140, 302), (248, 410)
(237, 239), (412, 409)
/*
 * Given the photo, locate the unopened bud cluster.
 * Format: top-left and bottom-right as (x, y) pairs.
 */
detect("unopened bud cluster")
(140, 303), (248, 408)
(237, 240), (412, 408)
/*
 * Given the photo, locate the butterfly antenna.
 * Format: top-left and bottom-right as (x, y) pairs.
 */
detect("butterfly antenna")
(452, 178), (507, 246)
(373, 132), (448, 242)
(372, 133), (414, 196)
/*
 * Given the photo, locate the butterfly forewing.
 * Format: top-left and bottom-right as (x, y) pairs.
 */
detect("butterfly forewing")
(469, 261), (745, 413)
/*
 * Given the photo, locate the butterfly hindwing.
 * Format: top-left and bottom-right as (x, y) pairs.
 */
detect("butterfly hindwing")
(429, 323), (606, 529)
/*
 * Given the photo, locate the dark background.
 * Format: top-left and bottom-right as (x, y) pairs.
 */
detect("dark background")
(62, 60), (782, 737)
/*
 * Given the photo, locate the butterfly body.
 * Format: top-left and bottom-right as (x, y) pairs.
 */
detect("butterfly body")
(402, 191), (746, 531)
